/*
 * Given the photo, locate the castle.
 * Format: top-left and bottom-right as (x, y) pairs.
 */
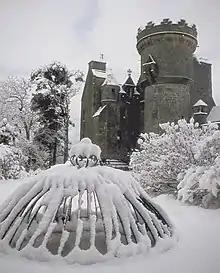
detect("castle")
(80, 19), (215, 163)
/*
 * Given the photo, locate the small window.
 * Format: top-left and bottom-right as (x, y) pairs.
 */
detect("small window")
(201, 106), (206, 112)
(112, 88), (115, 93)
(152, 109), (158, 119)
(82, 110), (86, 121)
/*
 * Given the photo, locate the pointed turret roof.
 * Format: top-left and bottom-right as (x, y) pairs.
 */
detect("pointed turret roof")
(193, 99), (208, 107)
(124, 75), (135, 86)
(124, 69), (135, 87)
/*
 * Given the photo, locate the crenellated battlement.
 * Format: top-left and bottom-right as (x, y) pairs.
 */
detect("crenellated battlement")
(137, 19), (197, 43)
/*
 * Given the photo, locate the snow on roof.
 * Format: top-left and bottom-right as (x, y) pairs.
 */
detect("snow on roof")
(207, 106), (220, 122)
(197, 57), (211, 65)
(92, 69), (107, 78)
(101, 71), (118, 86)
(193, 99), (208, 107)
(119, 85), (126, 94)
(92, 104), (107, 118)
(133, 87), (140, 96)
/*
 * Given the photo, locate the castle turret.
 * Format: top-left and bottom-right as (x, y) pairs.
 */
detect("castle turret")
(119, 84), (127, 103)
(193, 99), (208, 125)
(136, 19), (198, 132)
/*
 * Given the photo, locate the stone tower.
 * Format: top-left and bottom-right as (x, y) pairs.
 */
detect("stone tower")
(136, 19), (198, 132)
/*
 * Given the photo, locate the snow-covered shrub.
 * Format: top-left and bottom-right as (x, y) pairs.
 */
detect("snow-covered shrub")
(0, 118), (17, 145)
(18, 167), (42, 179)
(0, 144), (26, 180)
(0, 118), (27, 180)
(130, 119), (220, 207)
(177, 130), (220, 208)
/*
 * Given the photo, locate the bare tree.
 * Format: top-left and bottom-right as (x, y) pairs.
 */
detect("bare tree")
(0, 76), (37, 141)
(0, 77), (40, 170)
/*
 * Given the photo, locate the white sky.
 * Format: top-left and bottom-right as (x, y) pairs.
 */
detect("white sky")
(0, 0), (220, 103)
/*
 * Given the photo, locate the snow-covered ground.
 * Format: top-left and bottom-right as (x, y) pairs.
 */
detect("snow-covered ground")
(0, 180), (220, 273)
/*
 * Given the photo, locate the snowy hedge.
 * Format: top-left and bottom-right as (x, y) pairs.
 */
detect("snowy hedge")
(0, 119), (27, 180)
(130, 119), (220, 208)
(0, 144), (26, 180)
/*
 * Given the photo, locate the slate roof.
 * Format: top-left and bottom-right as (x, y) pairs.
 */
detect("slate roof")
(124, 75), (135, 86)
(207, 106), (220, 122)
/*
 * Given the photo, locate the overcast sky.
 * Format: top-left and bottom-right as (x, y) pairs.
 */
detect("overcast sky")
(0, 0), (220, 103)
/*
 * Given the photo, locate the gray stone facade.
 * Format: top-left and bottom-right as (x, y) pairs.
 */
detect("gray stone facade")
(144, 83), (190, 132)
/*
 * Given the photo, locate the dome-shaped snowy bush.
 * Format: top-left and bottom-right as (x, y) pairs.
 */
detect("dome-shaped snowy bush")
(0, 138), (175, 264)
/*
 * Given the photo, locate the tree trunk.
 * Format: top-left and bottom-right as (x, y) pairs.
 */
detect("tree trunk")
(52, 139), (57, 166)
(23, 121), (31, 171)
(63, 118), (69, 163)
(24, 122), (30, 141)
(26, 157), (31, 172)
(49, 149), (53, 168)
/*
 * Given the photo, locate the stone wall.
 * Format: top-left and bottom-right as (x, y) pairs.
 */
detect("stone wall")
(144, 83), (190, 132)
(80, 71), (104, 140)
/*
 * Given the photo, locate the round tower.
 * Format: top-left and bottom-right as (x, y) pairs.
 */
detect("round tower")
(101, 71), (119, 103)
(136, 19), (198, 132)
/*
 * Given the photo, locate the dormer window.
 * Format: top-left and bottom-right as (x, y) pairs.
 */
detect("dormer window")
(193, 100), (208, 114)
(142, 54), (158, 84)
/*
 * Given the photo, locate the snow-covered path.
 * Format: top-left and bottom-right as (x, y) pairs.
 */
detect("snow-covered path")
(0, 181), (220, 273)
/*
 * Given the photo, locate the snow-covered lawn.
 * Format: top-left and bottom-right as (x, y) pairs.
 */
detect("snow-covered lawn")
(0, 180), (220, 273)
